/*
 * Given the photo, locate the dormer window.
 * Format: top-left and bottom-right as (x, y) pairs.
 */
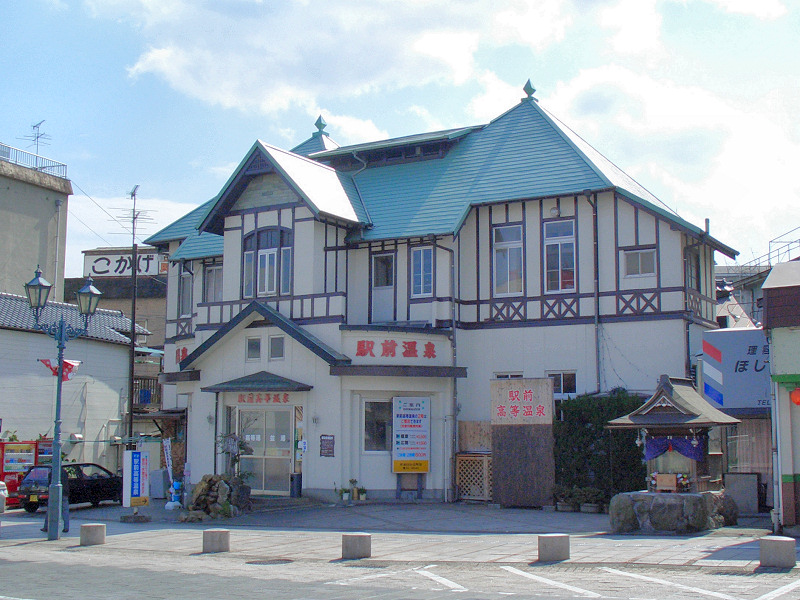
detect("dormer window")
(243, 228), (292, 298)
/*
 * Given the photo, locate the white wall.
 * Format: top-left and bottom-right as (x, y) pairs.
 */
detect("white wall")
(0, 329), (128, 470)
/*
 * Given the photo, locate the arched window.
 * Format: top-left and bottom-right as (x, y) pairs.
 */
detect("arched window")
(242, 228), (292, 298)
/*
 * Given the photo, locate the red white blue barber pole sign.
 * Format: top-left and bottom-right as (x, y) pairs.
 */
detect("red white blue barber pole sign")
(123, 450), (150, 507)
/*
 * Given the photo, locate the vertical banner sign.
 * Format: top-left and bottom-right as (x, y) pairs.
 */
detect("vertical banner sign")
(162, 438), (173, 484)
(123, 450), (150, 507)
(392, 397), (429, 473)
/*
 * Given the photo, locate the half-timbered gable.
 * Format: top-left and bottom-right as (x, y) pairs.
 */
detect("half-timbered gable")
(147, 83), (736, 502)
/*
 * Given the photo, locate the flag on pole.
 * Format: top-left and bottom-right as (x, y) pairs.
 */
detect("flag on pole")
(38, 359), (82, 381)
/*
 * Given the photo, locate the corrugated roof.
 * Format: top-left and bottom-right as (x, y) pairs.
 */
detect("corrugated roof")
(261, 142), (364, 224)
(310, 126), (480, 159)
(169, 231), (223, 261)
(292, 131), (340, 157)
(0, 292), (148, 345)
(145, 199), (216, 245)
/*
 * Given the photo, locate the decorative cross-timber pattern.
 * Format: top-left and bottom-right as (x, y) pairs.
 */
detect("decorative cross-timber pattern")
(686, 290), (704, 316)
(491, 300), (526, 321)
(176, 318), (193, 337)
(542, 297), (578, 319)
(617, 291), (660, 316)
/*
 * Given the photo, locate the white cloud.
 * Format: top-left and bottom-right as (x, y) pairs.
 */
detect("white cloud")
(491, 0), (573, 50)
(599, 0), (663, 54)
(704, 0), (787, 19)
(545, 66), (800, 259)
(466, 71), (524, 122)
(320, 113), (388, 146)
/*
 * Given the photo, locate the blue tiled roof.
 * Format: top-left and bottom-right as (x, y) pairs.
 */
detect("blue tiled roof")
(0, 292), (148, 345)
(145, 199), (223, 261)
(145, 199), (216, 245)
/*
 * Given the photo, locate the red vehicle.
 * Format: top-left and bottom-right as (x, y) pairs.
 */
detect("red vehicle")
(0, 440), (52, 508)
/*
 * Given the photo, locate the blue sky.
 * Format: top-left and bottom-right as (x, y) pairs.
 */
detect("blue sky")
(2, 0), (798, 277)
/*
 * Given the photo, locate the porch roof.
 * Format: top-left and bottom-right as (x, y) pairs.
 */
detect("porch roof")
(201, 371), (312, 393)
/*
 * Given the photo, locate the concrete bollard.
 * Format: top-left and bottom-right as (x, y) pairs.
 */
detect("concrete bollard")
(80, 523), (106, 546)
(538, 533), (570, 562)
(342, 532), (372, 559)
(203, 528), (231, 553)
(759, 535), (797, 569)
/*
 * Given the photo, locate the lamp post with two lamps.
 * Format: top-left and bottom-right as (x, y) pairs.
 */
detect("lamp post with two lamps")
(24, 267), (101, 541)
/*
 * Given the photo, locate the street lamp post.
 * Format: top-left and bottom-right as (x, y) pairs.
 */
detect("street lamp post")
(24, 267), (101, 541)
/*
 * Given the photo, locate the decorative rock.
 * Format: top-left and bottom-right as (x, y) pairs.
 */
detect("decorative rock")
(538, 533), (569, 562)
(342, 532), (371, 559)
(203, 528), (230, 553)
(609, 494), (638, 533)
(610, 491), (732, 534)
(759, 536), (797, 569)
(80, 523), (106, 546)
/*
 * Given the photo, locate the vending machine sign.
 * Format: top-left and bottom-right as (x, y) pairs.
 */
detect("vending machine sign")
(392, 397), (429, 473)
(123, 450), (150, 507)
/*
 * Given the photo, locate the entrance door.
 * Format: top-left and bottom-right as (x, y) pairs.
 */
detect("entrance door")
(371, 253), (395, 323)
(238, 409), (293, 495)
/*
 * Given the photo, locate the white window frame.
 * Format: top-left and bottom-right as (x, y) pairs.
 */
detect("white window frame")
(204, 264), (223, 303)
(411, 246), (433, 298)
(268, 335), (285, 360)
(280, 247), (292, 295)
(245, 337), (261, 362)
(243, 250), (255, 298)
(177, 263), (193, 318)
(544, 220), (575, 293)
(624, 249), (656, 277)
(493, 224), (523, 296)
(258, 248), (278, 296)
(547, 371), (577, 398)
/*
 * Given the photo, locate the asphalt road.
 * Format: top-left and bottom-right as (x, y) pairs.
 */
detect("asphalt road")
(1, 542), (799, 600)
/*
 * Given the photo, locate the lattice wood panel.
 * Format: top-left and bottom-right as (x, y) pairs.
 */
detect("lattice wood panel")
(456, 454), (492, 501)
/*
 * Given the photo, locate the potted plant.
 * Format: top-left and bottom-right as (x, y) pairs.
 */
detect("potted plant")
(553, 484), (575, 512)
(349, 478), (359, 500)
(338, 487), (350, 502)
(577, 487), (605, 513)
(357, 486), (367, 501)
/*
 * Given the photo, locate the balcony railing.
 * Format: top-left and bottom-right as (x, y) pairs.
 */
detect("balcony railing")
(0, 142), (68, 179)
(132, 376), (162, 411)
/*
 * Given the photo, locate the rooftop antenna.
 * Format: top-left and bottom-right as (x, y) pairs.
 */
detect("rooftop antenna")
(127, 185), (140, 453)
(18, 120), (51, 155)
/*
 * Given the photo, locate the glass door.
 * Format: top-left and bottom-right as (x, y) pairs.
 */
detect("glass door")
(238, 408), (293, 495)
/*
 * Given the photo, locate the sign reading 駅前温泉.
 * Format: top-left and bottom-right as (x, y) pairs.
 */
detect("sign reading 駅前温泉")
(702, 328), (771, 410)
(490, 378), (553, 425)
(392, 397), (429, 473)
(123, 450), (150, 508)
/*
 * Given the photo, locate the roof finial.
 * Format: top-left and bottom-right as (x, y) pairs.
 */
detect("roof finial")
(313, 115), (329, 138)
(523, 79), (536, 102)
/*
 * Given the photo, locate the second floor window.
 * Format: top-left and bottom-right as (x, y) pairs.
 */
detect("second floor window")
(686, 250), (701, 292)
(411, 247), (433, 297)
(493, 224), (523, 296)
(624, 249), (656, 277)
(544, 220), (575, 293)
(178, 263), (192, 318)
(204, 264), (223, 302)
(243, 228), (292, 298)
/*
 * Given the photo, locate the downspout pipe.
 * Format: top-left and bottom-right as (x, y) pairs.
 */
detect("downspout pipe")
(585, 190), (602, 393)
(434, 237), (458, 502)
(213, 392), (220, 475)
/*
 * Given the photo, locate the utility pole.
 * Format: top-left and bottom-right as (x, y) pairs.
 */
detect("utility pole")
(127, 185), (140, 449)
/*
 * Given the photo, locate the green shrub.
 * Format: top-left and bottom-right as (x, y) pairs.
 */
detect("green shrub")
(553, 388), (647, 499)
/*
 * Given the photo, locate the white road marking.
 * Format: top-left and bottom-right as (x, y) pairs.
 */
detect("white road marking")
(501, 566), (602, 598)
(415, 566), (468, 592)
(326, 567), (417, 585)
(601, 567), (740, 600)
(0, 596), (39, 600)
(753, 577), (800, 600)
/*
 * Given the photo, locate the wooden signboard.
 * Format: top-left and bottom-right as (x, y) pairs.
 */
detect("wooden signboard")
(490, 378), (555, 507)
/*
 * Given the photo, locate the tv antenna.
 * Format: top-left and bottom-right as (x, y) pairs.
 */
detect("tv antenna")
(18, 120), (51, 155)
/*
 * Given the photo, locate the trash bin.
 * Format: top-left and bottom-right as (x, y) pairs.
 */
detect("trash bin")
(290, 473), (302, 498)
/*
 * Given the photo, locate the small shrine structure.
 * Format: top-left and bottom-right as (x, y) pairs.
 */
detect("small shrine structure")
(608, 374), (739, 492)
(607, 375), (740, 532)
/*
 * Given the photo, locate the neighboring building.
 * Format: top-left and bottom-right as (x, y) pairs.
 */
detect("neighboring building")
(762, 261), (800, 529)
(0, 142), (71, 301)
(0, 291), (145, 472)
(64, 246), (178, 478)
(147, 84), (737, 501)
